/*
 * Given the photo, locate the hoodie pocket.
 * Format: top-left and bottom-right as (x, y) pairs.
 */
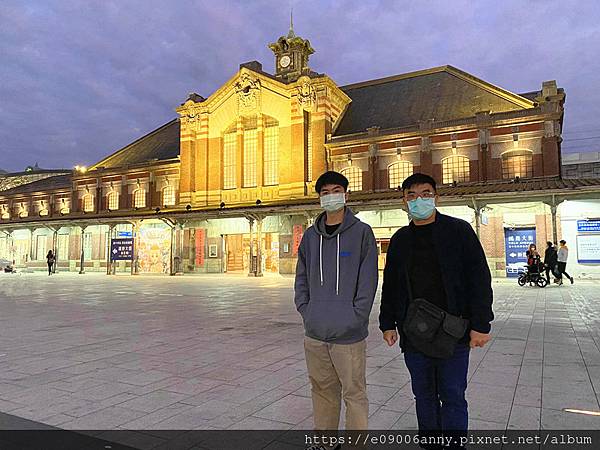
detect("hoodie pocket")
(304, 299), (361, 341)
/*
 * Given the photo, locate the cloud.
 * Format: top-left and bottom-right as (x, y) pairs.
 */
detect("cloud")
(0, 0), (598, 172)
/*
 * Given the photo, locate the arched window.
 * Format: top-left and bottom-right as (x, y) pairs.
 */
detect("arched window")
(1, 205), (10, 220)
(388, 161), (413, 189)
(442, 155), (470, 184)
(107, 191), (119, 211)
(18, 202), (28, 218)
(133, 188), (146, 208)
(264, 118), (279, 186)
(502, 150), (533, 179)
(341, 166), (363, 192)
(82, 193), (94, 213)
(163, 185), (175, 206)
(59, 199), (70, 215)
(243, 117), (258, 188)
(223, 131), (237, 190)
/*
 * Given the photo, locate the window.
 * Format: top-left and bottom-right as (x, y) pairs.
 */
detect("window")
(243, 127), (257, 187)
(107, 191), (119, 210)
(59, 199), (70, 215)
(163, 185), (175, 206)
(35, 235), (46, 261)
(388, 161), (413, 189)
(83, 194), (94, 213)
(133, 188), (146, 208)
(442, 155), (470, 184)
(502, 150), (533, 179)
(264, 123), (279, 186)
(341, 166), (362, 192)
(18, 203), (28, 218)
(58, 234), (69, 260)
(305, 111), (313, 182)
(83, 232), (92, 260)
(223, 132), (236, 189)
(1, 205), (9, 220)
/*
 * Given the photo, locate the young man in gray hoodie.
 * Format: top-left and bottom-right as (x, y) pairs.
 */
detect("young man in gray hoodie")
(295, 171), (379, 432)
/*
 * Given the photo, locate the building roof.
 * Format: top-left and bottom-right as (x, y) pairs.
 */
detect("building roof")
(0, 174), (72, 197)
(90, 119), (180, 170)
(334, 65), (536, 136)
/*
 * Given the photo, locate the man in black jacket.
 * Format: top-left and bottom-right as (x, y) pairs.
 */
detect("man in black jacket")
(543, 241), (558, 283)
(379, 173), (494, 449)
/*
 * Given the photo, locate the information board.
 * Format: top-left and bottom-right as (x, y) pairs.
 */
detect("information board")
(504, 228), (536, 277)
(577, 234), (600, 263)
(111, 238), (134, 261)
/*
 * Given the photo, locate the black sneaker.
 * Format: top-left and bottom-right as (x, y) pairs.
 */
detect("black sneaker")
(570, 277), (574, 284)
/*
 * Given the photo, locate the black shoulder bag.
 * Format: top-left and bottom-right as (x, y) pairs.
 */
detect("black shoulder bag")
(402, 270), (469, 359)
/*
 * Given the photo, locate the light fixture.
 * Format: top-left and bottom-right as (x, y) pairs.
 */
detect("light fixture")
(155, 207), (161, 213)
(563, 408), (600, 416)
(513, 133), (519, 148)
(347, 155), (352, 166)
(255, 199), (262, 205)
(186, 204), (192, 212)
(220, 202), (225, 209)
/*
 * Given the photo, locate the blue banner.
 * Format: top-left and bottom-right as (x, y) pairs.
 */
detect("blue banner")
(111, 238), (134, 261)
(504, 228), (536, 277)
(117, 231), (133, 238)
(577, 220), (600, 233)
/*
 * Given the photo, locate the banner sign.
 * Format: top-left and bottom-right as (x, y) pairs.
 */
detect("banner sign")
(577, 220), (600, 233)
(111, 238), (134, 261)
(577, 234), (600, 263)
(504, 228), (536, 277)
(292, 225), (303, 256)
(117, 231), (132, 238)
(195, 228), (206, 266)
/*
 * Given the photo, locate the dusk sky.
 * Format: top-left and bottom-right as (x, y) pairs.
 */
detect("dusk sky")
(1, 0), (599, 173)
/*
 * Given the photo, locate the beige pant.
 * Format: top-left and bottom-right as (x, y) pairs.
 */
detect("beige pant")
(304, 336), (368, 430)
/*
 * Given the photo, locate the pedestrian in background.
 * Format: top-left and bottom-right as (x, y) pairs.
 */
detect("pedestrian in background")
(295, 170), (378, 441)
(543, 241), (558, 283)
(46, 250), (55, 276)
(557, 239), (574, 285)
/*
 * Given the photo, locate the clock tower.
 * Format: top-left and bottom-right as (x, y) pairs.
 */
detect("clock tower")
(268, 14), (315, 82)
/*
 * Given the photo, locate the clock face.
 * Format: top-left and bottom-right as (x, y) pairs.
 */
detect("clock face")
(279, 55), (291, 68)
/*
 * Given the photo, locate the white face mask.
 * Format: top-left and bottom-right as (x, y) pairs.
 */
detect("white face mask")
(320, 192), (346, 212)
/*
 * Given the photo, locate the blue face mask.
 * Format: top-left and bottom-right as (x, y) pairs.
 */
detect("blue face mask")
(407, 197), (436, 220)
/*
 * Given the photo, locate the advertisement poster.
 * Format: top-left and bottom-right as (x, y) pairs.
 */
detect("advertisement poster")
(195, 228), (206, 266)
(504, 228), (536, 277)
(577, 234), (600, 263)
(138, 225), (171, 274)
(292, 225), (303, 256)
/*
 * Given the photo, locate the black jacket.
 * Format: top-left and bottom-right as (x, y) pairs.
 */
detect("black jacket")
(544, 246), (557, 266)
(379, 212), (494, 347)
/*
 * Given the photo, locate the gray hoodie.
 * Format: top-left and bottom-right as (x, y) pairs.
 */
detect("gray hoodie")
(294, 208), (378, 344)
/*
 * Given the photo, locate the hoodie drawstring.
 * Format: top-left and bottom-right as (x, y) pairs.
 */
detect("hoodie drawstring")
(319, 233), (341, 295)
(319, 235), (323, 286)
(336, 234), (340, 295)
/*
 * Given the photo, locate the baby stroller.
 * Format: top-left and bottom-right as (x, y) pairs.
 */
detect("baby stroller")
(518, 261), (548, 287)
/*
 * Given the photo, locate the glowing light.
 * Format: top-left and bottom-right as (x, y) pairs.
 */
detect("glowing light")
(563, 408), (600, 416)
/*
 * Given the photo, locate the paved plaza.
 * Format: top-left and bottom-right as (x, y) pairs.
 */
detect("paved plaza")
(0, 272), (599, 443)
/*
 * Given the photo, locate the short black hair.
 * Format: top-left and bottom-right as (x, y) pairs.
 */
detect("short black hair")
(315, 171), (349, 194)
(401, 173), (437, 192)
(547, 241), (554, 247)
(559, 239), (566, 245)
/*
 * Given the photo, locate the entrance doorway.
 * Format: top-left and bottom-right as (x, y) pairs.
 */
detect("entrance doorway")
(224, 233), (279, 274)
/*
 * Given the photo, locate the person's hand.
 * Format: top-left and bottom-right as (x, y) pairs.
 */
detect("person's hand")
(383, 330), (398, 346)
(469, 330), (491, 348)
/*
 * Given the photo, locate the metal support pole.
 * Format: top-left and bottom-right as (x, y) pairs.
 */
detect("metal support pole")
(169, 225), (175, 276)
(106, 224), (115, 275)
(79, 226), (86, 274)
(247, 217), (255, 276)
(551, 205), (558, 245)
(256, 218), (263, 277)
(52, 229), (58, 273)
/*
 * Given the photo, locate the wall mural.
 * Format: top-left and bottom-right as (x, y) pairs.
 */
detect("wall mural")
(138, 225), (170, 274)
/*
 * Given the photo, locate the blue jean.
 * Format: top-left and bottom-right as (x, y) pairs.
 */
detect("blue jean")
(404, 344), (470, 448)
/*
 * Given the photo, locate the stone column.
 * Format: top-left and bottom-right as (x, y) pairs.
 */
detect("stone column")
(256, 217), (263, 277)
(247, 216), (255, 276)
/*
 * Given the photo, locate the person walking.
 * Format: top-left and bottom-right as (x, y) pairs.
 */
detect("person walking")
(46, 250), (55, 276)
(379, 173), (494, 450)
(295, 170), (378, 439)
(543, 241), (558, 284)
(557, 239), (574, 285)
